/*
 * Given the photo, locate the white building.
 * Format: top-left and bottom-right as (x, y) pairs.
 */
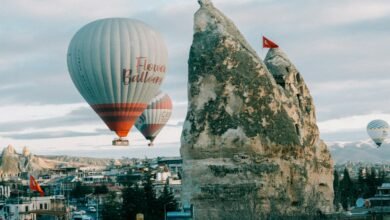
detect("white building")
(0, 185), (11, 199)
(1, 196), (67, 220)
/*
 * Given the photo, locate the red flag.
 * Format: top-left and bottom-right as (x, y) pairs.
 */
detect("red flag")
(30, 175), (44, 196)
(263, 36), (279, 48)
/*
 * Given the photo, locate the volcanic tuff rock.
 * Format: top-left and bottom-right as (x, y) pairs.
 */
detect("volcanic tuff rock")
(180, 0), (334, 218)
(22, 146), (31, 157)
(0, 145), (54, 176)
(0, 145), (123, 178)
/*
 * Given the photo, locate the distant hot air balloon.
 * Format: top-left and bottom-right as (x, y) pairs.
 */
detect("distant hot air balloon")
(67, 18), (168, 146)
(367, 119), (389, 147)
(135, 92), (172, 146)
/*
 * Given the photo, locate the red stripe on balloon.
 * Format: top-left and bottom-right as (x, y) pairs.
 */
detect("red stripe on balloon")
(140, 124), (164, 140)
(147, 94), (172, 110)
(92, 103), (147, 137)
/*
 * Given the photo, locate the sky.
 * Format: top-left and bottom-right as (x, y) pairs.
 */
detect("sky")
(1, 0), (390, 160)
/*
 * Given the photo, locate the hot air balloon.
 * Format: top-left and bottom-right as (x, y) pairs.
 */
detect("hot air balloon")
(367, 119), (389, 147)
(67, 18), (168, 146)
(135, 92), (172, 146)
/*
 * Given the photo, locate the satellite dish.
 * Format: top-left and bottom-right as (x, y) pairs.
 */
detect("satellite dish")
(356, 198), (365, 208)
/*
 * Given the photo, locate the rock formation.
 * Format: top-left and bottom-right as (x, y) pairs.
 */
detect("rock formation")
(180, 0), (334, 218)
(0, 145), (123, 179)
(0, 145), (54, 177)
(22, 146), (30, 157)
(0, 145), (21, 174)
(44, 155), (121, 167)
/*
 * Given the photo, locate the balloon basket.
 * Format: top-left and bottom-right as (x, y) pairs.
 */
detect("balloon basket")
(148, 142), (154, 147)
(112, 138), (129, 146)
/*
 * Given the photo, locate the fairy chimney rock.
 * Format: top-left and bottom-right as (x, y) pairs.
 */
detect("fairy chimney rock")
(180, 1), (334, 218)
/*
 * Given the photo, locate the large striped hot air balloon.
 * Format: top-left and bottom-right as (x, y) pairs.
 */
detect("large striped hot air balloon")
(67, 18), (168, 146)
(135, 92), (172, 146)
(367, 119), (389, 148)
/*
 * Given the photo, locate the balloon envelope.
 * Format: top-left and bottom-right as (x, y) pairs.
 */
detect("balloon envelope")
(67, 18), (168, 137)
(135, 92), (172, 144)
(367, 119), (389, 147)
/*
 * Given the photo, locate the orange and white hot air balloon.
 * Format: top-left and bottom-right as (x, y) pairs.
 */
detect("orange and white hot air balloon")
(67, 18), (168, 145)
(135, 92), (172, 146)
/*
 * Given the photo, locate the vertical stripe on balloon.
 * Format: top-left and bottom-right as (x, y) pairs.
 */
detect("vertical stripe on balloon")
(135, 92), (172, 143)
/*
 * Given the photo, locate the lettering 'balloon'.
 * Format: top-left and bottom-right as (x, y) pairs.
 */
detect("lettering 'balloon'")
(367, 119), (389, 148)
(67, 18), (168, 139)
(135, 92), (172, 146)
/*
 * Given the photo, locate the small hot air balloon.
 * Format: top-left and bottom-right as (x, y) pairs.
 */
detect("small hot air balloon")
(135, 92), (172, 146)
(367, 119), (389, 147)
(67, 18), (168, 146)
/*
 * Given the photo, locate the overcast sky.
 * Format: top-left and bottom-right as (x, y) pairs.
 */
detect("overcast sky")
(1, 0), (390, 159)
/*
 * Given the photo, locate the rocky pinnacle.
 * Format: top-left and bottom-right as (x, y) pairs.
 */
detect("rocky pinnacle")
(180, 0), (334, 218)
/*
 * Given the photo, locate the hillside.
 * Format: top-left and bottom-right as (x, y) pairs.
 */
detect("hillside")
(0, 145), (123, 175)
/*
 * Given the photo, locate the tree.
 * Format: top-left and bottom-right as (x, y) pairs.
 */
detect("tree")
(71, 182), (93, 199)
(121, 171), (178, 220)
(355, 167), (369, 198)
(102, 191), (122, 220)
(157, 180), (178, 218)
(142, 170), (161, 219)
(366, 167), (386, 198)
(340, 168), (354, 210)
(333, 170), (341, 209)
(378, 168), (386, 185)
(122, 184), (147, 220)
(94, 185), (109, 195)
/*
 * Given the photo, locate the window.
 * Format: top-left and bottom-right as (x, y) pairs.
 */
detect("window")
(40, 204), (43, 210)
(25, 206), (29, 212)
(295, 124), (300, 137)
(44, 203), (48, 210)
(295, 73), (301, 83)
(297, 94), (302, 108)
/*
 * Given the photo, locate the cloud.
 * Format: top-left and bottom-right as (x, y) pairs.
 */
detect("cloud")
(3, 130), (109, 140)
(0, 106), (98, 132)
(0, 103), (87, 123)
(0, 125), (181, 157)
(166, 121), (184, 128)
(318, 112), (390, 134)
(0, 0), (168, 21)
(0, 101), (187, 141)
(311, 79), (390, 95)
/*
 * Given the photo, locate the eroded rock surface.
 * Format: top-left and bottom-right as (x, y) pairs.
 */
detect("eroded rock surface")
(181, 1), (333, 218)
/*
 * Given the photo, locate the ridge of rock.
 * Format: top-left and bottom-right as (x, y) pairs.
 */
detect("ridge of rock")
(2, 145), (16, 156)
(0, 146), (123, 178)
(264, 48), (319, 147)
(194, 0), (258, 59)
(22, 146), (31, 157)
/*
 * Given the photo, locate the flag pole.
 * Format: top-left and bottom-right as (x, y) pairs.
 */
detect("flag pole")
(261, 35), (265, 59)
(261, 34), (263, 58)
(262, 47), (264, 59)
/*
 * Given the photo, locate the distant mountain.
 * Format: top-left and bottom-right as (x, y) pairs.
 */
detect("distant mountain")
(328, 140), (390, 164)
(0, 145), (56, 175)
(0, 145), (124, 176)
(41, 155), (122, 167)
